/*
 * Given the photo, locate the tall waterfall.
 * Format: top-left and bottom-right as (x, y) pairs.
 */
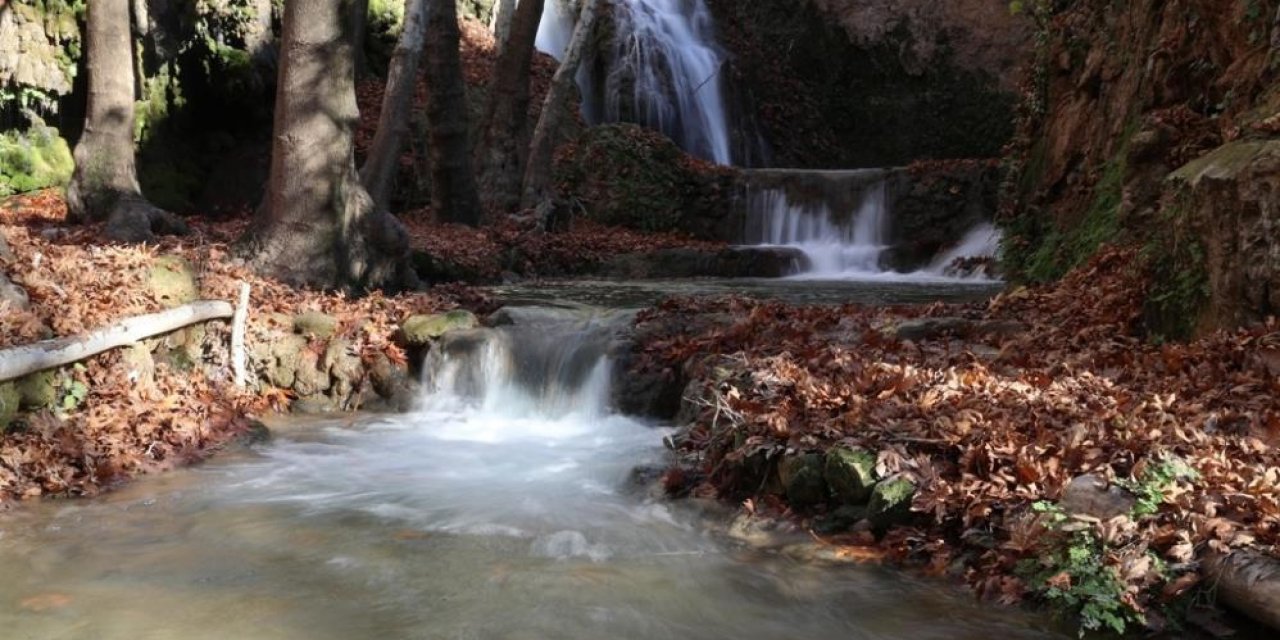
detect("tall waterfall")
(538, 0), (736, 165)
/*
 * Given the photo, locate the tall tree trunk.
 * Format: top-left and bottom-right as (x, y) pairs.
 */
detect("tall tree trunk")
(239, 0), (414, 291)
(67, 0), (185, 243)
(424, 0), (483, 226)
(522, 0), (599, 210)
(492, 0), (517, 55)
(475, 0), (544, 214)
(361, 0), (432, 212)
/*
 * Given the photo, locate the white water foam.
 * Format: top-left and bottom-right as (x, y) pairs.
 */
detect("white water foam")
(745, 184), (1001, 282)
(539, 0), (734, 164)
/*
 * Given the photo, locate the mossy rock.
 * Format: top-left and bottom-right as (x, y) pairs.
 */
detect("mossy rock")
(778, 453), (828, 507)
(400, 310), (479, 346)
(266, 334), (310, 388)
(15, 370), (58, 410)
(293, 312), (340, 339)
(866, 476), (917, 531)
(0, 122), (74, 197)
(825, 446), (877, 505)
(0, 382), (20, 431)
(148, 256), (200, 307)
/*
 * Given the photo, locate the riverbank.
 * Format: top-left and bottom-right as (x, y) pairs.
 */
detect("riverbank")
(630, 246), (1280, 635)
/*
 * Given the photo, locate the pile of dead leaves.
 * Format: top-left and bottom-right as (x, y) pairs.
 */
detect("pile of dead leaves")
(632, 246), (1279, 629)
(0, 191), (466, 503)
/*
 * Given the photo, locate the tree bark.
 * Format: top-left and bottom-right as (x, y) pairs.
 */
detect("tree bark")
(0, 301), (234, 383)
(424, 0), (483, 226)
(475, 0), (544, 214)
(67, 0), (186, 243)
(522, 0), (599, 210)
(492, 0), (517, 55)
(239, 0), (415, 291)
(360, 0), (432, 211)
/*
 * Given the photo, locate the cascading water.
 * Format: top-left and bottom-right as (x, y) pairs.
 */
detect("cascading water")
(538, 0), (738, 165)
(741, 171), (1002, 281)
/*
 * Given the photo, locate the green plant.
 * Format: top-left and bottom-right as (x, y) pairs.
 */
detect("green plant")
(1018, 502), (1147, 636)
(1118, 455), (1200, 517)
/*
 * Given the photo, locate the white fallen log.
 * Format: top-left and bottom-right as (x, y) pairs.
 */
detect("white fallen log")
(0, 301), (234, 382)
(1204, 549), (1280, 632)
(231, 282), (250, 387)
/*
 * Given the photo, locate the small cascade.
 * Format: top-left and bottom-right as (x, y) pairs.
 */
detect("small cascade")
(741, 170), (1001, 281)
(422, 309), (630, 420)
(539, 0), (739, 165)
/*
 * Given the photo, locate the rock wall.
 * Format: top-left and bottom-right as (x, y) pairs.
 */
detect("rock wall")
(706, 0), (1031, 169)
(1001, 0), (1280, 336)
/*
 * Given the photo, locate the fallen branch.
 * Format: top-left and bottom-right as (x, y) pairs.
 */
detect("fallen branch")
(1204, 549), (1280, 632)
(0, 301), (234, 382)
(231, 282), (250, 387)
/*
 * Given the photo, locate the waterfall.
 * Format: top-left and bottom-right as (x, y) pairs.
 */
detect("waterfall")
(744, 184), (888, 277)
(422, 310), (629, 420)
(538, 0), (736, 165)
(741, 171), (1002, 281)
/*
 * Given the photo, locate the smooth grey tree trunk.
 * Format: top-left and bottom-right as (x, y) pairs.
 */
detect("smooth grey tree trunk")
(522, 0), (599, 209)
(492, 0), (517, 55)
(360, 0), (432, 211)
(239, 0), (415, 291)
(475, 0), (544, 214)
(424, 0), (483, 225)
(67, 0), (185, 242)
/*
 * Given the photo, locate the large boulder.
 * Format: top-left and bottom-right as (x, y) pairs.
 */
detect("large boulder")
(400, 310), (480, 347)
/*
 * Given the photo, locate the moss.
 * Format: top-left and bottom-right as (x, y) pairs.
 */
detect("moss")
(1142, 200), (1210, 342)
(824, 447), (877, 505)
(554, 124), (731, 235)
(1007, 121), (1137, 283)
(400, 311), (479, 345)
(0, 382), (20, 432)
(0, 120), (74, 197)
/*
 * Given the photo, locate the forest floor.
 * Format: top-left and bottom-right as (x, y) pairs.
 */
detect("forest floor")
(634, 246), (1280, 634)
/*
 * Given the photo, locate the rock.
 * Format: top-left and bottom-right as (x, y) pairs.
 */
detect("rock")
(323, 339), (364, 408)
(778, 453), (828, 506)
(0, 272), (29, 310)
(366, 352), (417, 412)
(0, 382), (20, 431)
(813, 505), (868, 534)
(291, 396), (337, 414)
(890, 317), (1027, 341)
(291, 348), (330, 397)
(147, 256), (199, 307)
(120, 343), (156, 390)
(824, 447), (877, 505)
(292, 312), (339, 339)
(14, 370), (57, 410)
(726, 513), (804, 548)
(233, 419), (272, 447)
(400, 310), (479, 346)
(266, 334), (309, 388)
(1059, 473), (1136, 520)
(866, 476), (917, 531)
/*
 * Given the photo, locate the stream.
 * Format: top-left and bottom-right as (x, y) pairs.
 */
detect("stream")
(0, 280), (1069, 640)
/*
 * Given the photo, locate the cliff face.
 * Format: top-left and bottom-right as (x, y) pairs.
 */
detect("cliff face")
(1001, 0), (1280, 336)
(707, 0), (1031, 169)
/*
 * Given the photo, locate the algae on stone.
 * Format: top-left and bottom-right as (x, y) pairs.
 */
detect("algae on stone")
(293, 312), (340, 339)
(824, 446), (877, 505)
(778, 453), (827, 506)
(866, 476), (917, 529)
(401, 310), (479, 346)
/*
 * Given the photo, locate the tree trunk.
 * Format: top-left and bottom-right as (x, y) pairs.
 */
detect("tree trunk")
(360, 0), (432, 211)
(67, 0), (186, 243)
(475, 0), (544, 214)
(492, 0), (517, 55)
(522, 0), (599, 210)
(239, 0), (415, 292)
(424, 0), (483, 226)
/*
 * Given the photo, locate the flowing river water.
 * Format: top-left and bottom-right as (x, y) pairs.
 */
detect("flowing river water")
(0, 280), (1072, 640)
